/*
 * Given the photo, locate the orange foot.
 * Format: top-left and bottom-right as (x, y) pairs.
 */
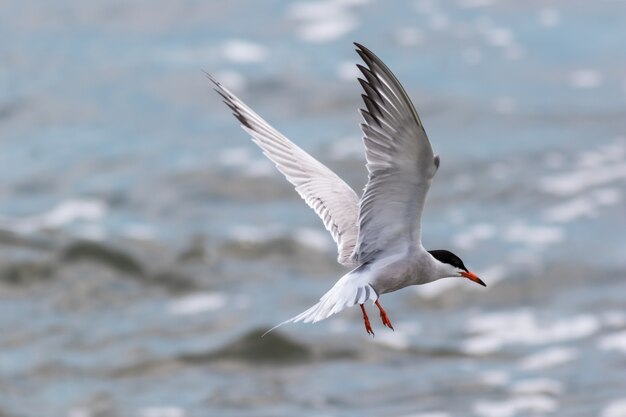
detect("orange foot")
(360, 304), (374, 336)
(375, 300), (394, 331)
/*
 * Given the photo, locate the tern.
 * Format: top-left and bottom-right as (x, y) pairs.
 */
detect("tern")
(209, 43), (486, 336)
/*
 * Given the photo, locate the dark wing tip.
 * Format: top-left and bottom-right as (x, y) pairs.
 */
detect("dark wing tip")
(354, 42), (375, 57)
(204, 70), (218, 85)
(206, 74), (254, 130)
(353, 42), (371, 55)
(206, 72), (226, 96)
(355, 49), (372, 67)
(354, 43), (379, 65)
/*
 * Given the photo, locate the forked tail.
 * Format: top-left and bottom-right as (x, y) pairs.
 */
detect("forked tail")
(263, 270), (378, 336)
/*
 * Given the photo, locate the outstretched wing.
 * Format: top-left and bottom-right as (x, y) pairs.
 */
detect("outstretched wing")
(351, 43), (440, 264)
(208, 74), (360, 267)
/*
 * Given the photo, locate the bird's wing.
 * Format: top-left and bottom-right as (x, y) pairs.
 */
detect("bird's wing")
(351, 43), (440, 264)
(208, 74), (360, 267)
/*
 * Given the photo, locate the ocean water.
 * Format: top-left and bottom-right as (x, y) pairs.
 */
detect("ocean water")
(1, 1), (625, 416)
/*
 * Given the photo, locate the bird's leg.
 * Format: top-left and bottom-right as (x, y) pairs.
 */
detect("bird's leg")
(360, 304), (374, 336)
(375, 300), (394, 331)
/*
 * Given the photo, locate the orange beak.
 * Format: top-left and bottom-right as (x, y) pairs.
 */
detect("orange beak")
(461, 271), (486, 287)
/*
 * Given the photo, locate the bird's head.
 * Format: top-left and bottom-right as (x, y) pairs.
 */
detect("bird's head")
(428, 249), (486, 287)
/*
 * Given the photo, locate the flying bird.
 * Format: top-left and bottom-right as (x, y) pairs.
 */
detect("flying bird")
(208, 43), (486, 336)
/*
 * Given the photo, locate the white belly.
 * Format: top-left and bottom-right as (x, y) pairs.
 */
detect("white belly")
(368, 249), (438, 294)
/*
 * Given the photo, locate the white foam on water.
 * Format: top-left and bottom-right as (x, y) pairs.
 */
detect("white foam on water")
(453, 223), (496, 250)
(484, 27), (514, 47)
(218, 147), (253, 167)
(230, 225), (276, 243)
(68, 408), (91, 417)
(429, 13), (450, 31)
(212, 70), (246, 92)
(242, 158), (274, 177)
(357, 319), (418, 343)
(519, 347), (578, 371)
(473, 265), (506, 288)
(396, 321), (422, 335)
(287, 0), (365, 43)
(329, 136), (363, 160)
(374, 331), (412, 350)
(220, 39), (268, 64)
(0, 198), (108, 234)
(328, 319), (350, 333)
(510, 378), (564, 396)
(334, 0), (370, 5)
(395, 27), (425, 46)
(293, 227), (333, 252)
(39, 199), (106, 228)
(544, 188), (622, 223)
(503, 223), (564, 246)
(396, 413), (450, 417)
(168, 293), (227, 315)
(297, 15), (358, 43)
(413, 277), (461, 299)
(601, 399), (626, 417)
(414, 264), (504, 300)
(336, 60), (361, 81)
(544, 195), (596, 222)
(463, 336), (503, 355)
(286, 0), (345, 19)
(539, 8), (561, 28)
(479, 371), (510, 386)
(139, 407), (186, 417)
(217, 148), (273, 177)
(569, 69), (603, 89)
(539, 162), (626, 196)
(473, 395), (557, 417)
(457, 0), (494, 8)
(463, 311), (598, 355)
(492, 97), (516, 115)
(602, 311), (626, 328)
(598, 330), (626, 354)
(595, 187), (622, 205)
(577, 141), (626, 168)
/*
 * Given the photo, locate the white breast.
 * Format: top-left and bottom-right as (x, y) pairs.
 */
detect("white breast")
(369, 248), (441, 294)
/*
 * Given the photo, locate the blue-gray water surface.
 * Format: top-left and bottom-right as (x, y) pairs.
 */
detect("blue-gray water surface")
(1, 1), (625, 416)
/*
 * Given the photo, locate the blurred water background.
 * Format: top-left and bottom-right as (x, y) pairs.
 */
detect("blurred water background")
(1, 1), (626, 416)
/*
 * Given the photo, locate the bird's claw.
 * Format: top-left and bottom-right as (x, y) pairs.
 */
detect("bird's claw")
(380, 313), (394, 331)
(375, 300), (394, 331)
(360, 303), (375, 337)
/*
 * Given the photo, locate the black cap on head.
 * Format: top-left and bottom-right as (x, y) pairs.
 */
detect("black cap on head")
(428, 249), (468, 272)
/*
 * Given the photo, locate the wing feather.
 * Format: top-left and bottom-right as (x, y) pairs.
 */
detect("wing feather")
(208, 74), (360, 267)
(351, 43), (440, 264)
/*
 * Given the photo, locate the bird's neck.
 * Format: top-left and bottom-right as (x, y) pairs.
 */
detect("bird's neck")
(413, 250), (451, 284)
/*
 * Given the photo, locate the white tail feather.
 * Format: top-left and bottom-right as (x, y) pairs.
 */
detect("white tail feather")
(263, 269), (378, 336)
